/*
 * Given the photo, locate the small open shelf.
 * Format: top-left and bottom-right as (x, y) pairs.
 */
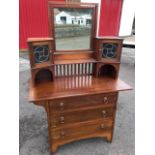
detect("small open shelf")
(35, 69), (53, 84)
(98, 64), (117, 78)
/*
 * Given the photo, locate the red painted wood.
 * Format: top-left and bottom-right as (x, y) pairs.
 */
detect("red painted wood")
(19, 0), (65, 49)
(98, 0), (123, 36)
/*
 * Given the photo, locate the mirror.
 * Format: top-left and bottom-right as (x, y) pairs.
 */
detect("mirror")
(54, 8), (93, 51)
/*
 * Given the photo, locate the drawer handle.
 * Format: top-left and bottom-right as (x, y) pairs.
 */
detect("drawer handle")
(104, 97), (108, 104)
(102, 110), (106, 114)
(102, 110), (107, 118)
(100, 124), (105, 129)
(60, 131), (65, 138)
(60, 102), (64, 110)
(60, 102), (64, 107)
(60, 116), (65, 124)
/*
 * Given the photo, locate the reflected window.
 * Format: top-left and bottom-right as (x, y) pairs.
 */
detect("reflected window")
(60, 16), (66, 24)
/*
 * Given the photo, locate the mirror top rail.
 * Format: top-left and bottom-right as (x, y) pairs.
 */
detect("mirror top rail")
(48, 1), (98, 8)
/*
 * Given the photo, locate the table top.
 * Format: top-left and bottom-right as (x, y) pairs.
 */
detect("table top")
(29, 75), (132, 102)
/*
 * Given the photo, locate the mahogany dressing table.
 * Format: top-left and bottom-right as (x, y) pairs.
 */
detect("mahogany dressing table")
(28, 2), (132, 153)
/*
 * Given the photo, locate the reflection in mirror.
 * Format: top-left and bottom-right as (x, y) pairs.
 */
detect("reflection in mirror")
(54, 8), (93, 51)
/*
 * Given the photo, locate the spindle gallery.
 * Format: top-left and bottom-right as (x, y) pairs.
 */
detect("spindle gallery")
(28, 1), (132, 153)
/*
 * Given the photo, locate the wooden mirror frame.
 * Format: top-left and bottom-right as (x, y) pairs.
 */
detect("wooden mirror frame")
(48, 1), (98, 53)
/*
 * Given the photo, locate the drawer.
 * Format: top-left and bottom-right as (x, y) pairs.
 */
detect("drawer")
(51, 119), (113, 141)
(50, 106), (115, 128)
(49, 93), (118, 112)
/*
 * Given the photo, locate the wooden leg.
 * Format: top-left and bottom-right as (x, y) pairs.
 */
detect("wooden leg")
(50, 144), (58, 154)
(106, 134), (113, 142)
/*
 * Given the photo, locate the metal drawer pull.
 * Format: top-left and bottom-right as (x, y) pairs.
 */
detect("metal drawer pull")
(102, 110), (106, 114)
(60, 102), (64, 107)
(60, 131), (65, 138)
(60, 116), (65, 123)
(102, 110), (107, 117)
(60, 102), (64, 110)
(100, 124), (105, 129)
(104, 97), (108, 104)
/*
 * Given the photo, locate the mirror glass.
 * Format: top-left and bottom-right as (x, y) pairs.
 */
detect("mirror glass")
(54, 8), (93, 51)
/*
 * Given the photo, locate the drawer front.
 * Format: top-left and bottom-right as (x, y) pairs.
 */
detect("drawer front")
(49, 93), (118, 112)
(51, 119), (113, 141)
(51, 106), (115, 128)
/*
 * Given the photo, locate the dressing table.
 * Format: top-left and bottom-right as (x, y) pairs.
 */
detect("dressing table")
(28, 1), (132, 153)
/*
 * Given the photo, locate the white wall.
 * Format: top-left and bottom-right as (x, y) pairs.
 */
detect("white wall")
(119, 0), (135, 36)
(56, 11), (92, 26)
(71, 16), (86, 25)
(56, 12), (72, 24)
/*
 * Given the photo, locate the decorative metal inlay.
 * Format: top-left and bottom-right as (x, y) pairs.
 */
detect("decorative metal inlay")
(33, 45), (49, 63)
(102, 43), (118, 58)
